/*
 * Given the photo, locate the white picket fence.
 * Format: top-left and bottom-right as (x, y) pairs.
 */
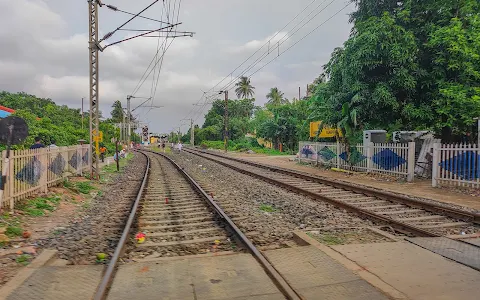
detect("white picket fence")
(298, 141), (415, 181)
(432, 143), (480, 188)
(0, 145), (91, 209)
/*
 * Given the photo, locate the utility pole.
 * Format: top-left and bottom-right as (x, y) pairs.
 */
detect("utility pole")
(182, 118), (194, 146)
(190, 119), (194, 146)
(298, 87), (301, 102)
(219, 90), (228, 152)
(88, 0), (102, 179)
(81, 97), (84, 130)
(474, 117), (480, 146)
(127, 95), (132, 148)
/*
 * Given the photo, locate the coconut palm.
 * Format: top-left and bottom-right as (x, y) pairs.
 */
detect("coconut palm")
(234, 76), (255, 99)
(266, 87), (286, 107)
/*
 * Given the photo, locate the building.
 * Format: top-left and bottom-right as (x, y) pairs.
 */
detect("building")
(0, 105), (15, 118)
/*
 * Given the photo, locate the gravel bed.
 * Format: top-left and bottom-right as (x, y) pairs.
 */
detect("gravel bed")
(193, 150), (480, 236)
(214, 150), (480, 214)
(39, 153), (147, 264)
(169, 151), (379, 250)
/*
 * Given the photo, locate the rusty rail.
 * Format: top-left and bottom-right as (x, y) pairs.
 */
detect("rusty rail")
(187, 148), (480, 224)
(93, 151), (150, 300)
(95, 150), (301, 300)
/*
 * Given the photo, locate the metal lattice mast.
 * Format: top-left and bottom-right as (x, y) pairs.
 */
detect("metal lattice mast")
(88, 0), (101, 178)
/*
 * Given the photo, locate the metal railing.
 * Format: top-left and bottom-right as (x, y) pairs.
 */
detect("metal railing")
(432, 143), (480, 188)
(298, 141), (415, 181)
(0, 145), (91, 209)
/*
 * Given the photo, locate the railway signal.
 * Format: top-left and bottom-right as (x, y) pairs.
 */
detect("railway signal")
(142, 126), (149, 142)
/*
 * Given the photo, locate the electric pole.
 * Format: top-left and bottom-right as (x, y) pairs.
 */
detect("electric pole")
(88, 0), (102, 179)
(81, 97), (84, 130)
(219, 91), (228, 152)
(86, 0), (193, 180)
(190, 119), (194, 146)
(182, 118), (194, 146)
(127, 95), (132, 148)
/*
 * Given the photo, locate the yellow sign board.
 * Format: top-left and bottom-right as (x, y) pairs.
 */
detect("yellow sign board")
(92, 130), (103, 142)
(309, 121), (342, 138)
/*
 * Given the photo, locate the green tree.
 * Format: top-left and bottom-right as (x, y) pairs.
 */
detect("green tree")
(266, 87), (287, 107)
(110, 100), (124, 123)
(234, 76), (255, 99)
(311, 0), (480, 142)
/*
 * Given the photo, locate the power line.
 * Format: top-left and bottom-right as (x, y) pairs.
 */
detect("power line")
(186, 0), (351, 126)
(104, 3), (172, 25)
(182, 0), (330, 123)
(104, 23), (181, 48)
(250, 1), (352, 78)
(100, 0), (160, 42)
(213, 0), (337, 97)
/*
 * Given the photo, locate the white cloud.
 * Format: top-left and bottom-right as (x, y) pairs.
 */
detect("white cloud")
(228, 31), (290, 54)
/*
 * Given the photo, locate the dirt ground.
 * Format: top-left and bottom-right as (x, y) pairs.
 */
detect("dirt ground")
(228, 152), (480, 211)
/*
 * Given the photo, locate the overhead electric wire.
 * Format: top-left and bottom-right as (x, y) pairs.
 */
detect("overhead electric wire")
(145, 0), (181, 118)
(181, 0), (328, 123)
(185, 0), (351, 127)
(100, 0), (160, 42)
(104, 3), (172, 25)
(212, 0), (337, 97)
(131, 0), (181, 98)
(204, 0), (319, 96)
(104, 23), (180, 48)
(249, 1), (352, 78)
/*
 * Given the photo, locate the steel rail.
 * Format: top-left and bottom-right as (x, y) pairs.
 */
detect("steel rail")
(188, 148), (480, 224)
(93, 152), (151, 300)
(184, 149), (447, 237)
(146, 150), (302, 300)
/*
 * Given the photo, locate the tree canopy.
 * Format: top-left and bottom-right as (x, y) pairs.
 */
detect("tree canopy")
(234, 76), (255, 99)
(0, 91), (119, 150)
(311, 0), (480, 142)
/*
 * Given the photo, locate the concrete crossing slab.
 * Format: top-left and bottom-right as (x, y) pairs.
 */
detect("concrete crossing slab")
(6, 265), (103, 300)
(263, 246), (388, 300)
(107, 253), (284, 300)
(332, 241), (480, 300)
(406, 237), (480, 271)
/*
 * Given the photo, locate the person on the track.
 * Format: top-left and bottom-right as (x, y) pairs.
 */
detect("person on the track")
(177, 142), (182, 151)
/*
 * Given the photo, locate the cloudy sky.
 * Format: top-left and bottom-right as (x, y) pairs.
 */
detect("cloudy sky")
(0, 0), (354, 134)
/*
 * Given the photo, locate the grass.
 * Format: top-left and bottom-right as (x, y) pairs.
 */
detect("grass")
(259, 204), (277, 213)
(16, 254), (32, 266)
(102, 152), (133, 174)
(5, 226), (23, 237)
(307, 232), (345, 245)
(63, 179), (74, 189)
(16, 195), (62, 217)
(200, 140), (291, 156)
(76, 182), (94, 194)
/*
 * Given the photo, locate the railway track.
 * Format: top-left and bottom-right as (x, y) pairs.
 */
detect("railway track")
(93, 150), (302, 300)
(184, 148), (480, 240)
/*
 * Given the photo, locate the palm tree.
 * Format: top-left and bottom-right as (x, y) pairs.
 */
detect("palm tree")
(234, 76), (255, 99)
(266, 87), (286, 107)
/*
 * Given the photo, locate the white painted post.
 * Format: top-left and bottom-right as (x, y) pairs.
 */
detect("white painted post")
(407, 142), (415, 182)
(366, 142), (373, 173)
(298, 142), (302, 164)
(336, 141), (340, 168)
(8, 150), (14, 211)
(432, 143), (439, 187)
